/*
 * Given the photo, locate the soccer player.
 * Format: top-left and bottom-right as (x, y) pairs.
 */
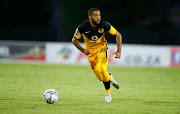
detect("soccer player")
(72, 8), (122, 102)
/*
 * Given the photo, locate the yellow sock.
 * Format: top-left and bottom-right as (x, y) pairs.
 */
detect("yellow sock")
(106, 89), (111, 94)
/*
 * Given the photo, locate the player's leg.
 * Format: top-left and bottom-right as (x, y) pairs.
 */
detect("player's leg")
(109, 73), (119, 89)
(88, 44), (118, 102)
(97, 44), (112, 102)
(98, 45), (119, 102)
(98, 45), (119, 90)
(88, 55), (111, 92)
(91, 62), (103, 81)
(99, 57), (112, 102)
(97, 45), (112, 102)
(91, 58), (111, 91)
(99, 57), (111, 92)
(99, 57), (111, 82)
(88, 53), (104, 81)
(91, 59), (112, 102)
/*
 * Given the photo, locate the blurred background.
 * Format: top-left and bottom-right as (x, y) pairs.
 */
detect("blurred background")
(0, 0), (180, 45)
(0, 0), (180, 67)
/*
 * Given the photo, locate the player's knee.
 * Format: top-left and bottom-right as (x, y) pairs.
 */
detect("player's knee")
(103, 76), (110, 82)
(101, 70), (110, 82)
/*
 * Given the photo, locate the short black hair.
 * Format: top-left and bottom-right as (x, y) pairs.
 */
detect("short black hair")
(88, 8), (99, 16)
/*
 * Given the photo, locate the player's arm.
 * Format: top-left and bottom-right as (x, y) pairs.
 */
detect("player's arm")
(108, 26), (122, 59)
(72, 37), (90, 56)
(113, 31), (122, 59)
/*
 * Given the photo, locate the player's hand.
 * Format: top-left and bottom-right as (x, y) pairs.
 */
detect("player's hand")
(84, 49), (91, 56)
(113, 51), (121, 59)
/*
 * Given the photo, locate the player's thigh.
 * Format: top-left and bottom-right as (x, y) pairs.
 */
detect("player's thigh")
(97, 45), (108, 59)
(88, 55), (99, 70)
(88, 44), (108, 70)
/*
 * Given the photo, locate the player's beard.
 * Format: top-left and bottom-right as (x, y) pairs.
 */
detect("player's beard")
(92, 19), (100, 25)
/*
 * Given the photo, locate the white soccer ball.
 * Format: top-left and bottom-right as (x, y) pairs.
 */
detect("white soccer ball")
(43, 89), (59, 104)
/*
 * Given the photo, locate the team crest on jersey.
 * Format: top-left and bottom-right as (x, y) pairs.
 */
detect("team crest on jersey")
(75, 30), (79, 35)
(91, 35), (98, 42)
(98, 28), (104, 33)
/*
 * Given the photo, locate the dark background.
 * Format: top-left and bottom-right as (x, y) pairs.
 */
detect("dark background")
(0, 0), (180, 45)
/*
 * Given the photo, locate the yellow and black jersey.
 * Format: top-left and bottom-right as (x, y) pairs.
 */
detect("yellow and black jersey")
(74, 20), (117, 49)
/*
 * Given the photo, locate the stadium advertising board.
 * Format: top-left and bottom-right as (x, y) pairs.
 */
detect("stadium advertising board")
(0, 41), (45, 62)
(170, 47), (180, 67)
(46, 43), (170, 67)
(46, 43), (88, 64)
(108, 44), (170, 67)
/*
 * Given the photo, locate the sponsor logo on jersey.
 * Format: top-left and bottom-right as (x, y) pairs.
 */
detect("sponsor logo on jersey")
(85, 31), (91, 33)
(91, 35), (98, 42)
(98, 28), (104, 33)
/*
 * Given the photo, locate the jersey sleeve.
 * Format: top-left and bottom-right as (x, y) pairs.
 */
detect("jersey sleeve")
(108, 25), (117, 35)
(103, 21), (117, 35)
(73, 22), (85, 39)
(73, 28), (82, 39)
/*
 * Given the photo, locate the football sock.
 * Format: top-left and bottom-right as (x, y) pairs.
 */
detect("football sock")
(106, 88), (111, 94)
(103, 80), (111, 93)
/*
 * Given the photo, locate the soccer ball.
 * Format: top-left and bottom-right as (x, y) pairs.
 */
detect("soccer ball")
(43, 89), (59, 104)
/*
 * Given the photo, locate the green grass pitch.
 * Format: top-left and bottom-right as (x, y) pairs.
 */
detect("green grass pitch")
(0, 63), (180, 114)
